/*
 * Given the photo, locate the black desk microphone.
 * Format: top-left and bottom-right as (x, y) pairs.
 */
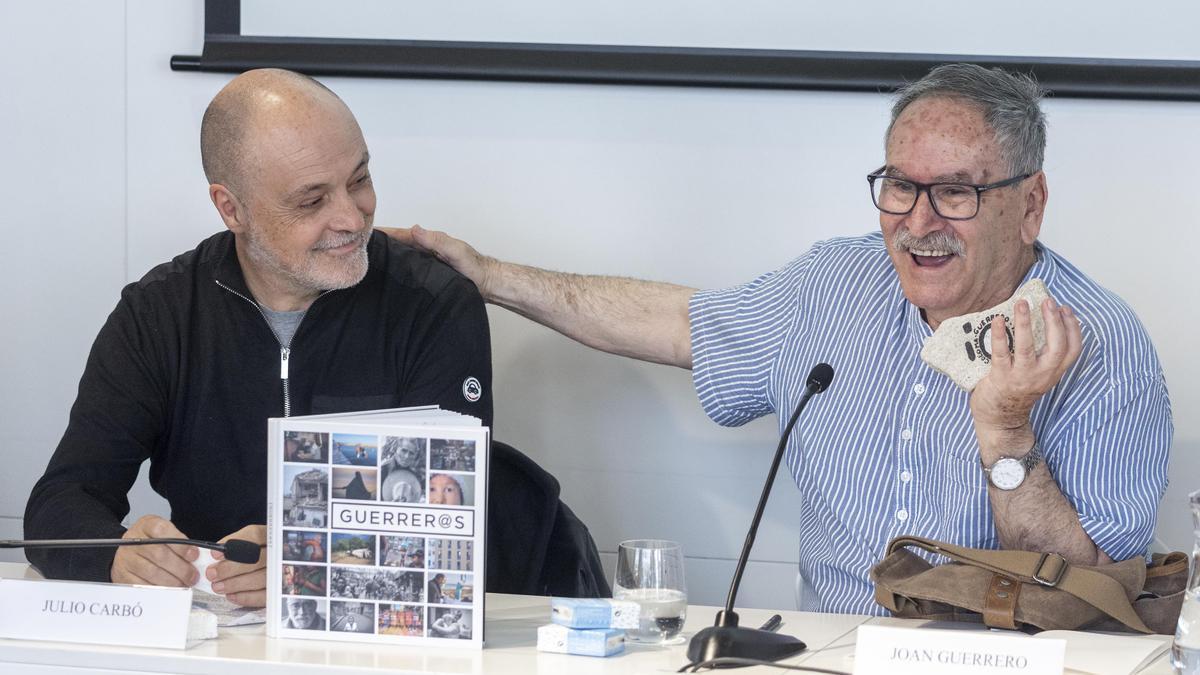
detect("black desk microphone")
(1, 537), (262, 564)
(686, 363), (835, 669)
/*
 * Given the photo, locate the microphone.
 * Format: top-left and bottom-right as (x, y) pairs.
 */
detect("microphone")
(686, 363), (834, 668)
(1, 537), (262, 564)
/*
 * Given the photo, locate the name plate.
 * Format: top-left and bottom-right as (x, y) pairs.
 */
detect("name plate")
(854, 625), (1065, 675)
(0, 577), (193, 649)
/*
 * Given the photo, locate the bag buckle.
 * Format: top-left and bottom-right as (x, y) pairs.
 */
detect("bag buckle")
(1032, 552), (1067, 587)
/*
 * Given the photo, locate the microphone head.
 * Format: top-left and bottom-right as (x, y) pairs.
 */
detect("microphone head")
(222, 539), (262, 564)
(806, 363), (834, 393)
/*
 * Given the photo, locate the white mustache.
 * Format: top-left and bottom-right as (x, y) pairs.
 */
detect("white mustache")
(313, 230), (369, 251)
(891, 229), (965, 257)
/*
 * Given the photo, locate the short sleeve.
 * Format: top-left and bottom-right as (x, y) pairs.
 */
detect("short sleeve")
(689, 252), (815, 427)
(1047, 375), (1172, 561)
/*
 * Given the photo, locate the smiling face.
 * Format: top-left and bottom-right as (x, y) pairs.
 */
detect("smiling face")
(207, 73), (377, 311)
(240, 99), (375, 306)
(880, 96), (1046, 329)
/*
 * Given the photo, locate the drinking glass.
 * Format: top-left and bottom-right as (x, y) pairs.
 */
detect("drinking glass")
(1171, 489), (1200, 673)
(613, 539), (688, 644)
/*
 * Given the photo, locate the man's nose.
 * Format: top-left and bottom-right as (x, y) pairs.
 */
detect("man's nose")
(328, 190), (367, 232)
(904, 189), (945, 237)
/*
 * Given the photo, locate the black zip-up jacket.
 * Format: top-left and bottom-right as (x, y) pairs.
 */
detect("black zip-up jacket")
(25, 230), (492, 581)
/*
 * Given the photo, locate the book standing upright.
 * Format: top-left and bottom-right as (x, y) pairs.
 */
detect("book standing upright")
(266, 406), (488, 648)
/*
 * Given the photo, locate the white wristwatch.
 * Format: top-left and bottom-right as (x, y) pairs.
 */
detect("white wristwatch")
(982, 442), (1043, 490)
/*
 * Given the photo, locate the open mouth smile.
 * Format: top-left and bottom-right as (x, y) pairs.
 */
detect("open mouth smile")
(910, 248), (956, 268)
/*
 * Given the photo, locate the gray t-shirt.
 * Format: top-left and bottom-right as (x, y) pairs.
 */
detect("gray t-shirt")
(261, 306), (306, 347)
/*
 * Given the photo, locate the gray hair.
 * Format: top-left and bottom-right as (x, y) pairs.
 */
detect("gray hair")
(887, 63), (1048, 175)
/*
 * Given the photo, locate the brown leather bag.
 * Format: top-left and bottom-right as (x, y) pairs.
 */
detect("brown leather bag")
(870, 535), (1187, 634)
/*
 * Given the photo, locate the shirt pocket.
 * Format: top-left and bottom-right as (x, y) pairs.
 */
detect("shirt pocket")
(943, 450), (987, 490)
(934, 451), (994, 545)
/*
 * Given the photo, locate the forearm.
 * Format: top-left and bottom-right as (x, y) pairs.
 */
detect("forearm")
(988, 466), (1111, 565)
(24, 480), (128, 581)
(979, 427), (1110, 565)
(485, 258), (696, 368)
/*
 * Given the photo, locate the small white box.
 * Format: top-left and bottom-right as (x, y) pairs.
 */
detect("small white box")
(537, 624), (625, 657)
(550, 597), (640, 629)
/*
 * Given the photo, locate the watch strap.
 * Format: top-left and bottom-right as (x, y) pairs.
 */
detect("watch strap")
(982, 441), (1042, 489)
(1018, 442), (1043, 474)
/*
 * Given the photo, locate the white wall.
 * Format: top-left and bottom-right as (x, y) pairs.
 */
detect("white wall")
(0, 0), (129, 557)
(2, 0), (1196, 611)
(244, 0), (1200, 59)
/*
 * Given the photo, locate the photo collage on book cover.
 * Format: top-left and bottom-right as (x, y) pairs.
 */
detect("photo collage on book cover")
(281, 431), (477, 639)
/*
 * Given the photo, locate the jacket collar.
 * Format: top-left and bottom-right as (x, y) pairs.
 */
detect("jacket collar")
(212, 231), (256, 299)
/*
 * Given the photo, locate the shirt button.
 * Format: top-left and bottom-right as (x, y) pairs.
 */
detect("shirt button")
(900, 429), (913, 441)
(913, 383), (926, 395)
(900, 470), (912, 483)
(896, 509), (909, 522)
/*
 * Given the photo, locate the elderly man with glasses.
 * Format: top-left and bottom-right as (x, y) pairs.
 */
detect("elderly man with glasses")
(385, 63), (1171, 616)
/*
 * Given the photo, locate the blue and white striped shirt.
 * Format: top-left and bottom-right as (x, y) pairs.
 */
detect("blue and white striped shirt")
(690, 232), (1172, 615)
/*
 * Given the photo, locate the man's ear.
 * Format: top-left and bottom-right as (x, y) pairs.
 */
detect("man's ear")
(210, 183), (249, 234)
(1020, 171), (1047, 245)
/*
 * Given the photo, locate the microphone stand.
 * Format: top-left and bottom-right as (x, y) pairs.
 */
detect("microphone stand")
(686, 363), (834, 668)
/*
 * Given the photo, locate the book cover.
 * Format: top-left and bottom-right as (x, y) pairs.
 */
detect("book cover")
(266, 407), (488, 648)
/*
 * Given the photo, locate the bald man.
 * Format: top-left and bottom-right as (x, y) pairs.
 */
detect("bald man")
(24, 69), (492, 606)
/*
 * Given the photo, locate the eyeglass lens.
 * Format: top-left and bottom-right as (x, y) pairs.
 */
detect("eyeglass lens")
(872, 177), (978, 219)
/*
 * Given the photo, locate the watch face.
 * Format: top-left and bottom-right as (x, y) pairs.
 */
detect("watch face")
(989, 458), (1025, 490)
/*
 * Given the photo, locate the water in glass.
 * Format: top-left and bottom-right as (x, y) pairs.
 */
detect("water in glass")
(613, 586), (687, 642)
(613, 539), (687, 643)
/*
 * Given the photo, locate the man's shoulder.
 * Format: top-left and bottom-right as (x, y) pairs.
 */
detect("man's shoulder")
(124, 231), (231, 299)
(111, 231), (232, 324)
(1042, 245), (1151, 337)
(694, 232), (892, 311)
(1041, 245), (1163, 379)
(786, 231), (891, 275)
(771, 231), (895, 296)
(814, 231), (888, 253)
(367, 230), (481, 303)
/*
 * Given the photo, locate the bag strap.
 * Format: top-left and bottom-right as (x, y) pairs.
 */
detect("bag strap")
(886, 536), (1152, 633)
(1147, 551), (1189, 579)
(982, 573), (1022, 630)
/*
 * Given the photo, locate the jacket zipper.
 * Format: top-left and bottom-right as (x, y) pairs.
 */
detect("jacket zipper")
(215, 280), (329, 418)
(280, 346), (292, 417)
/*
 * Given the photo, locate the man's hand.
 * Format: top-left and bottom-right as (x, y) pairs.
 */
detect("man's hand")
(111, 515), (198, 587)
(970, 298), (1083, 455)
(208, 524), (267, 608)
(378, 225), (497, 299)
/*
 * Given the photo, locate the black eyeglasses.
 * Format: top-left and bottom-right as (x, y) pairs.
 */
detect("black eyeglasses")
(867, 168), (1031, 220)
